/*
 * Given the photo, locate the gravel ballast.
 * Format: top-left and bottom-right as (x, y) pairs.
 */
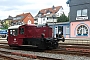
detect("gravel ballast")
(0, 48), (90, 60)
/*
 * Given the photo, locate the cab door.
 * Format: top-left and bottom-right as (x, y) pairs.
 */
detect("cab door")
(18, 26), (25, 38)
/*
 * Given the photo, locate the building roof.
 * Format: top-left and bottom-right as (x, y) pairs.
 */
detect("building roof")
(5, 15), (13, 20)
(12, 12), (33, 23)
(36, 6), (63, 17)
(16, 12), (31, 21)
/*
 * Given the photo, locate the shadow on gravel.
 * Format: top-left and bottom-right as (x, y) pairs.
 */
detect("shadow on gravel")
(10, 46), (45, 52)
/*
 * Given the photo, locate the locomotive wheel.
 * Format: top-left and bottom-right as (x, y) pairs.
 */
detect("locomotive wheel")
(53, 41), (58, 49)
(47, 46), (53, 50)
(46, 41), (58, 49)
(62, 37), (65, 42)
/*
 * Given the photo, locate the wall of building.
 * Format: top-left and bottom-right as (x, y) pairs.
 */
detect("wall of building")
(69, 0), (90, 22)
(56, 8), (63, 17)
(69, 0), (90, 7)
(70, 21), (90, 38)
(49, 22), (70, 38)
(24, 14), (34, 24)
(37, 17), (47, 25)
(68, 0), (90, 38)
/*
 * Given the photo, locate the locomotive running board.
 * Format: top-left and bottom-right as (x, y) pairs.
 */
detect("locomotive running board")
(21, 45), (38, 47)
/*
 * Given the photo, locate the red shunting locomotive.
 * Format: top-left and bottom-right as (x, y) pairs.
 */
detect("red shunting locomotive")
(7, 24), (65, 49)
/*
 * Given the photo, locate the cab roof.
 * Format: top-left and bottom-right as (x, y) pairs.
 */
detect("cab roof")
(8, 24), (37, 29)
(8, 25), (21, 29)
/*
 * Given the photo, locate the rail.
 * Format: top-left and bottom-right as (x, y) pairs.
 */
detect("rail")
(59, 38), (90, 44)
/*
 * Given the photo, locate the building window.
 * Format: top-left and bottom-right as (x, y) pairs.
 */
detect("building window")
(82, 9), (87, 16)
(77, 9), (87, 17)
(28, 20), (31, 24)
(77, 25), (88, 36)
(13, 18), (17, 20)
(47, 18), (48, 20)
(43, 18), (45, 21)
(77, 10), (81, 16)
(47, 12), (50, 14)
(38, 14), (42, 17)
(17, 17), (21, 20)
(66, 26), (69, 34)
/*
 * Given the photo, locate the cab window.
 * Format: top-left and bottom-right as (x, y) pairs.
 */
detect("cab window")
(20, 28), (24, 34)
(10, 29), (18, 36)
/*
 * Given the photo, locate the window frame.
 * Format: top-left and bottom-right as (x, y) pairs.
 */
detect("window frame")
(10, 29), (18, 36)
(66, 26), (70, 35)
(77, 25), (88, 36)
(19, 28), (24, 34)
(77, 9), (87, 17)
(77, 10), (81, 16)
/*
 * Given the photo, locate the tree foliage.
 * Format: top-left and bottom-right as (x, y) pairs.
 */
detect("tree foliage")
(57, 13), (69, 22)
(1, 21), (9, 29)
(2, 24), (9, 29)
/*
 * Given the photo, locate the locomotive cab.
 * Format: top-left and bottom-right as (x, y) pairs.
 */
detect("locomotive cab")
(8, 25), (23, 47)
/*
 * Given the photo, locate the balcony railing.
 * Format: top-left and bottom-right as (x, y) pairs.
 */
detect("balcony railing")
(34, 21), (38, 23)
(47, 19), (57, 23)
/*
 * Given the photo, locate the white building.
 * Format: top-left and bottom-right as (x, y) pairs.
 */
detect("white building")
(34, 6), (64, 25)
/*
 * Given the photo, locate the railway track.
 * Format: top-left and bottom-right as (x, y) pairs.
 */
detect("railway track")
(0, 50), (35, 60)
(0, 48), (63, 60)
(59, 43), (90, 49)
(0, 41), (90, 59)
(45, 43), (90, 57)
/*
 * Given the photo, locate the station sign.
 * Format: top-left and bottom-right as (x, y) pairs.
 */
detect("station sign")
(76, 16), (88, 20)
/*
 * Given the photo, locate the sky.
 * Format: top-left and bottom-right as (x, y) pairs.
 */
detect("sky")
(0, 0), (69, 20)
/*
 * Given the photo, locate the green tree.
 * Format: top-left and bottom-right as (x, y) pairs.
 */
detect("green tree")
(2, 24), (9, 29)
(1, 20), (9, 29)
(57, 13), (69, 22)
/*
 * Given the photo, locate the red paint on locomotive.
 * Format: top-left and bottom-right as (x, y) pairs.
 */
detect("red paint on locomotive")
(7, 24), (65, 49)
